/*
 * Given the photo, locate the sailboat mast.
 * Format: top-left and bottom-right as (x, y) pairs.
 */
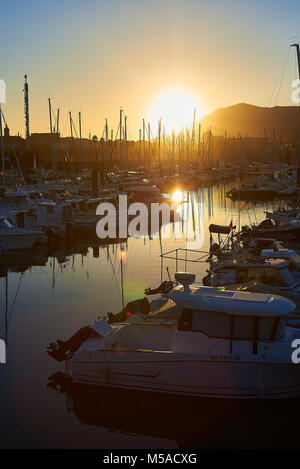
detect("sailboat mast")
(105, 119), (108, 142)
(56, 108), (60, 133)
(69, 111), (73, 138)
(139, 128), (142, 164)
(48, 98), (53, 134)
(291, 42), (300, 81)
(69, 111), (74, 171)
(119, 108), (123, 172)
(104, 119), (108, 168)
(158, 119), (161, 174)
(0, 106), (4, 196)
(142, 118), (145, 170)
(191, 109), (196, 163)
(124, 115), (128, 170)
(163, 126), (166, 168)
(148, 123), (151, 167)
(48, 98), (55, 172)
(79, 111), (82, 169)
(24, 75), (30, 150)
(198, 123), (201, 164)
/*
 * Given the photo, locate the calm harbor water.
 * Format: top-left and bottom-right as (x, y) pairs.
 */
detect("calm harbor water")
(0, 183), (297, 449)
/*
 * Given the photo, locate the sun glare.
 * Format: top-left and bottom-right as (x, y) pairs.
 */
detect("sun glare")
(150, 88), (202, 134)
(172, 189), (184, 203)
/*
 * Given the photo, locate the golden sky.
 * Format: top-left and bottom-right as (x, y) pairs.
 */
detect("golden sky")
(1, 0), (300, 139)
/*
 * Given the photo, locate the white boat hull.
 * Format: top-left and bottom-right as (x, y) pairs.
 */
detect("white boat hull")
(0, 232), (38, 250)
(71, 350), (300, 400)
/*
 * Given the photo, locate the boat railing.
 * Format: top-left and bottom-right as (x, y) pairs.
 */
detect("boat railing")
(160, 248), (209, 271)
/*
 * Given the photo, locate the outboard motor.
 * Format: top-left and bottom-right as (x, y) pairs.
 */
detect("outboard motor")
(47, 318), (113, 361)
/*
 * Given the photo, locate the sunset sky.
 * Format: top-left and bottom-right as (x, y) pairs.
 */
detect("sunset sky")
(1, 0), (300, 139)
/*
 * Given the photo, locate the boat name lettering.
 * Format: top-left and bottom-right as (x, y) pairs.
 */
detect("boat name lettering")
(211, 354), (240, 361)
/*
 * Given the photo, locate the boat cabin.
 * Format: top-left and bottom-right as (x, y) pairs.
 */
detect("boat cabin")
(3, 191), (32, 206)
(208, 259), (298, 290)
(176, 293), (286, 341)
(68, 197), (113, 216)
(261, 249), (300, 278)
(168, 284), (295, 354)
(104, 282), (295, 357)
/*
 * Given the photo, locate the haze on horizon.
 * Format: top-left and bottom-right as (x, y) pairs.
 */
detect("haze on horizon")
(1, 0), (300, 139)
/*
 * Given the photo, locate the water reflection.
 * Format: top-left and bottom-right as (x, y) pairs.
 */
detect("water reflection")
(48, 374), (300, 449)
(0, 183), (296, 449)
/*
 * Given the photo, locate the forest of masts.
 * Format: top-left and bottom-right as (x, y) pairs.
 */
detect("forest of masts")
(46, 105), (296, 173)
(1, 102), (297, 176)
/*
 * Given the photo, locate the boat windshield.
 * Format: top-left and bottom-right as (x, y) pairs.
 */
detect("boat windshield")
(0, 218), (13, 229)
(178, 308), (285, 341)
(237, 266), (295, 287)
(5, 195), (29, 204)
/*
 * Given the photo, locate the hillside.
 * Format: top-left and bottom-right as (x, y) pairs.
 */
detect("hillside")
(200, 103), (300, 143)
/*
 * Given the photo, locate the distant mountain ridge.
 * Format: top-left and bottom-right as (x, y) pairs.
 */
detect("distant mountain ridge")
(200, 103), (300, 143)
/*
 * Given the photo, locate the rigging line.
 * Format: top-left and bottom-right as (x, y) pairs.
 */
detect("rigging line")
(101, 122), (106, 140)
(54, 104), (68, 137)
(115, 121), (121, 140)
(124, 118), (132, 140)
(50, 105), (58, 132)
(71, 117), (79, 139)
(268, 47), (291, 107)
(150, 126), (156, 140)
(274, 49), (291, 105)
(107, 248), (122, 300)
(8, 272), (24, 324)
(113, 245), (118, 270)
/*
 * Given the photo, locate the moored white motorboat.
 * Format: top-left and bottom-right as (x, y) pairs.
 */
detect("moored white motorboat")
(203, 258), (300, 295)
(0, 217), (44, 250)
(49, 273), (300, 400)
(260, 249), (300, 282)
(227, 183), (278, 201)
(0, 190), (72, 236)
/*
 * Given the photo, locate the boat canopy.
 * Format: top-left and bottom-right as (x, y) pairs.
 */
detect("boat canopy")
(261, 248), (295, 258)
(225, 281), (300, 310)
(214, 259), (289, 269)
(4, 192), (31, 204)
(170, 286), (295, 317)
(209, 223), (232, 234)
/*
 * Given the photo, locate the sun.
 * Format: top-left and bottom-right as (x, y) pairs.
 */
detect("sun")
(172, 189), (183, 203)
(150, 88), (202, 134)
